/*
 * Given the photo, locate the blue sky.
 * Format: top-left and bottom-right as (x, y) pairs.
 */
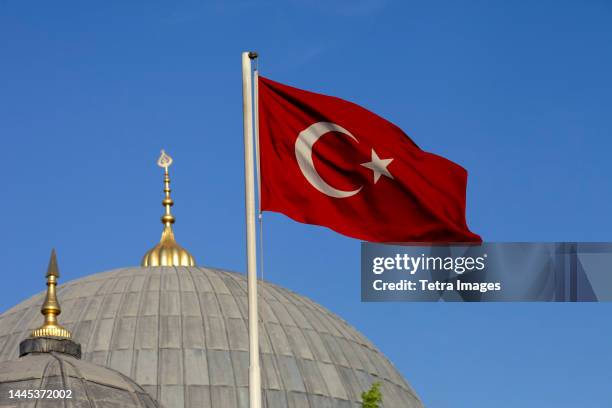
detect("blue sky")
(2, 1), (612, 407)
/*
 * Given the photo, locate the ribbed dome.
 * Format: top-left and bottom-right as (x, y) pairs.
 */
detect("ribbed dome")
(0, 349), (161, 407)
(0, 267), (422, 408)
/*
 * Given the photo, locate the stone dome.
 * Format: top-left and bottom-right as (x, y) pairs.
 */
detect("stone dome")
(0, 344), (161, 407)
(0, 266), (423, 408)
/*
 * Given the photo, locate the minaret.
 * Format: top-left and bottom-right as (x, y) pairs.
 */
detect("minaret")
(20, 249), (81, 358)
(141, 150), (196, 267)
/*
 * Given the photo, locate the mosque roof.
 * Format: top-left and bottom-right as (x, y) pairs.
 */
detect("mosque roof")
(0, 151), (423, 407)
(0, 266), (422, 407)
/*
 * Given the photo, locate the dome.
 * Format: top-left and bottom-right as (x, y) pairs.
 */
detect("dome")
(0, 342), (161, 407)
(0, 249), (163, 408)
(0, 266), (423, 408)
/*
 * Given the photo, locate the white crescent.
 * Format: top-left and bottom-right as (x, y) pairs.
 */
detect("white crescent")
(295, 122), (363, 198)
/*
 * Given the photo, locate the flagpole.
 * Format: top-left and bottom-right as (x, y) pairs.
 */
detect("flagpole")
(241, 51), (262, 408)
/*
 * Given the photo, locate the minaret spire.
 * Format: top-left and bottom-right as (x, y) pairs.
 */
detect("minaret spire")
(31, 249), (72, 339)
(141, 150), (196, 267)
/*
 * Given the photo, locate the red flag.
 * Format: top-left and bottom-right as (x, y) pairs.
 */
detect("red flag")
(257, 76), (481, 243)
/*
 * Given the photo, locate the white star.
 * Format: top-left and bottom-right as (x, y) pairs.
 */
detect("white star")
(361, 149), (394, 183)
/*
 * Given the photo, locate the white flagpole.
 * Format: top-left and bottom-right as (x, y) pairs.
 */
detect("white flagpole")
(241, 51), (262, 408)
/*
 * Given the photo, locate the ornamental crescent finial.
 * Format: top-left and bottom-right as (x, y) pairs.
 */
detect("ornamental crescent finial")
(141, 150), (196, 267)
(157, 149), (173, 169)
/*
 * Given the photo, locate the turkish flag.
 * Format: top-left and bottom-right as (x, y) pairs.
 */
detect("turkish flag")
(257, 76), (481, 243)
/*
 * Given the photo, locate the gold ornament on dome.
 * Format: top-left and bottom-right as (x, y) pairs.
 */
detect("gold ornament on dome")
(141, 150), (196, 267)
(31, 249), (72, 339)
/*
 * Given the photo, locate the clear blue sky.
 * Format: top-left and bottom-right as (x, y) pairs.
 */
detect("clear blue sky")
(2, 1), (611, 407)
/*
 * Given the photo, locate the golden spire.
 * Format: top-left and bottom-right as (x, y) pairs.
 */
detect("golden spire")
(31, 249), (72, 339)
(141, 150), (196, 267)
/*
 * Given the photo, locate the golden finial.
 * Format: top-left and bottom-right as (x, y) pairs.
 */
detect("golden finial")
(141, 150), (196, 267)
(158, 149), (176, 227)
(31, 249), (72, 339)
